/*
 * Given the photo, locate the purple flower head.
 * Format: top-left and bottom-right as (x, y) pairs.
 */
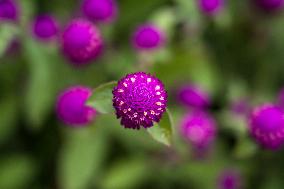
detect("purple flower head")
(0, 0), (19, 21)
(180, 111), (217, 149)
(249, 104), (284, 149)
(199, 0), (224, 15)
(177, 84), (211, 109)
(218, 169), (242, 189)
(112, 72), (167, 129)
(32, 15), (59, 41)
(56, 86), (96, 127)
(132, 24), (165, 51)
(254, 0), (284, 12)
(82, 0), (117, 23)
(61, 19), (103, 65)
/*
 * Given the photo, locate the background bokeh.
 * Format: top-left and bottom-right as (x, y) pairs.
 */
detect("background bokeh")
(1, 0), (284, 188)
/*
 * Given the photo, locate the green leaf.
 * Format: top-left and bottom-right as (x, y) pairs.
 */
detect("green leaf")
(0, 155), (36, 189)
(23, 39), (55, 129)
(147, 108), (173, 146)
(87, 81), (117, 114)
(58, 128), (108, 189)
(0, 96), (18, 144)
(0, 23), (18, 58)
(101, 159), (150, 189)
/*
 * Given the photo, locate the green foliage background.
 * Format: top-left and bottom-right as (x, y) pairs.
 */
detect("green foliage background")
(1, 0), (284, 188)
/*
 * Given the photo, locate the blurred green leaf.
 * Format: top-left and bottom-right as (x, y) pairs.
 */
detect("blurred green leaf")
(87, 81), (117, 114)
(23, 39), (55, 129)
(0, 96), (18, 143)
(0, 155), (36, 189)
(58, 127), (107, 189)
(147, 108), (173, 146)
(233, 137), (258, 159)
(150, 7), (176, 38)
(0, 23), (18, 58)
(101, 159), (149, 189)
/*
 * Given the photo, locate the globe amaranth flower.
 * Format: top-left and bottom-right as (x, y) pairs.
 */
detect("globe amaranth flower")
(113, 72), (167, 129)
(249, 104), (284, 149)
(254, 0), (284, 12)
(180, 111), (216, 149)
(177, 84), (211, 109)
(132, 24), (165, 51)
(198, 0), (224, 15)
(61, 19), (103, 65)
(0, 0), (19, 21)
(217, 169), (242, 189)
(32, 15), (59, 41)
(82, 0), (117, 23)
(56, 86), (96, 127)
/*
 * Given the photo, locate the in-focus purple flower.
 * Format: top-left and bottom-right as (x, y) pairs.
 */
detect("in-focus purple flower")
(82, 0), (117, 23)
(32, 15), (59, 41)
(56, 86), (96, 126)
(177, 84), (211, 109)
(132, 24), (165, 51)
(61, 19), (103, 65)
(112, 72), (167, 129)
(218, 169), (242, 189)
(254, 0), (284, 12)
(249, 104), (284, 149)
(198, 0), (224, 15)
(0, 0), (19, 21)
(180, 111), (216, 149)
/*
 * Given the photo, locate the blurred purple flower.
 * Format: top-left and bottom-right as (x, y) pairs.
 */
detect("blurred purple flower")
(180, 111), (217, 149)
(113, 72), (167, 129)
(249, 104), (284, 149)
(218, 169), (242, 189)
(254, 0), (284, 12)
(32, 15), (59, 41)
(230, 98), (251, 116)
(82, 0), (117, 23)
(61, 19), (103, 65)
(199, 0), (224, 15)
(0, 0), (19, 21)
(56, 86), (96, 127)
(132, 24), (165, 51)
(177, 84), (211, 110)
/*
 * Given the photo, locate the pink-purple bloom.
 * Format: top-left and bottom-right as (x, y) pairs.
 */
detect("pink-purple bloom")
(254, 0), (284, 12)
(82, 0), (117, 23)
(112, 72), (167, 129)
(0, 0), (19, 21)
(198, 0), (224, 15)
(249, 104), (284, 149)
(56, 86), (96, 126)
(61, 19), (103, 65)
(32, 15), (59, 41)
(180, 111), (217, 149)
(177, 84), (211, 109)
(132, 24), (165, 51)
(218, 169), (242, 189)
